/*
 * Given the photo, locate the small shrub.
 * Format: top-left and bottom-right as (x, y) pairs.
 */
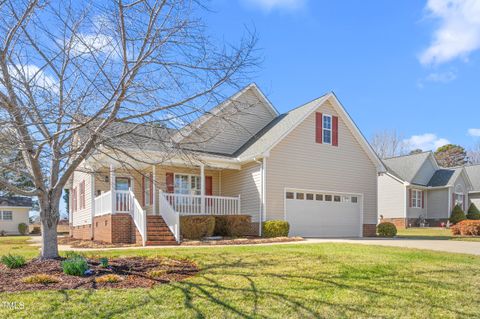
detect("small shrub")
(148, 269), (168, 278)
(377, 222), (397, 237)
(214, 215), (252, 237)
(262, 220), (290, 238)
(64, 251), (84, 259)
(1, 254), (26, 269)
(467, 203), (480, 220)
(61, 256), (89, 276)
(99, 257), (109, 268)
(450, 205), (466, 224)
(451, 220), (480, 236)
(22, 274), (60, 284)
(180, 216), (215, 240)
(94, 274), (123, 284)
(0, 230), (5, 236)
(18, 223), (28, 235)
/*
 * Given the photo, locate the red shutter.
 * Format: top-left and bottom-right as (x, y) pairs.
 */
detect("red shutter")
(142, 175), (145, 207)
(205, 176), (213, 195)
(166, 172), (174, 193)
(409, 189), (412, 207)
(150, 173), (153, 205)
(332, 116), (339, 146)
(421, 191), (424, 209)
(315, 112), (323, 144)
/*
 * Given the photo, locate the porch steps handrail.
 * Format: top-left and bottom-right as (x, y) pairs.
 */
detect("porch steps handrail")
(130, 190), (147, 246)
(159, 191), (180, 242)
(94, 191), (112, 216)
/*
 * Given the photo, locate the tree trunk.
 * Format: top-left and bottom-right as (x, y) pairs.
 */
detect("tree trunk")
(39, 192), (61, 259)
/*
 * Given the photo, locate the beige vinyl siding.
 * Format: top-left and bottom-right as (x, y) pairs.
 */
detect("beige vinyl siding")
(378, 173), (405, 219)
(0, 207), (29, 234)
(221, 162), (261, 222)
(427, 188), (449, 219)
(182, 89), (276, 154)
(412, 157), (436, 185)
(265, 101), (378, 224)
(406, 187), (427, 219)
(71, 169), (93, 226)
(453, 173), (469, 211)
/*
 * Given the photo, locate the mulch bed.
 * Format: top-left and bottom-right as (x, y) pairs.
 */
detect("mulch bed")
(57, 237), (141, 249)
(181, 236), (304, 246)
(0, 257), (198, 292)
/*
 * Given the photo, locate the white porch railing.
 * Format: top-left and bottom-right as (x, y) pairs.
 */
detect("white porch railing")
(115, 190), (131, 213)
(162, 193), (241, 216)
(94, 191), (112, 216)
(130, 190), (147, 246)
(159, 191), (180, 242)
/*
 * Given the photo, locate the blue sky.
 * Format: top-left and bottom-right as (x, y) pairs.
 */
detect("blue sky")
(204, 0), (480, 151)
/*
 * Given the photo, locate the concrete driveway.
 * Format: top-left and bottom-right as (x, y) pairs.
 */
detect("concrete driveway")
(303, 238), (480, 256)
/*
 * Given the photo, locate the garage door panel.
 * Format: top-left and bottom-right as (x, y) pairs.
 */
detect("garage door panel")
(285, 191), (361, 237)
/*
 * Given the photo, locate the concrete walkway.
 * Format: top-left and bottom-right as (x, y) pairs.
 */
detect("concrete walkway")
(28, 236), (480, 255)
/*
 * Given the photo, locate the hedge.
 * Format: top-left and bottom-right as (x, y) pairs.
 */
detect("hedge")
(451, 220), (480, 236)
(214, 215), (252, 237)
(467, 203), (480, 220)
(180, 216), (215, 240)
(450, 204), (466, 224)
(262, 220), (289, 238)
(18, 223), (28, 235)
(377, 222), (397, 237)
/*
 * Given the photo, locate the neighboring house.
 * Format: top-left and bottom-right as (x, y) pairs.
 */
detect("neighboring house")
(66, 84), (384, 245)
(378, 152), (474, 228)
(465, 164), (480, 208)
(0, 196), (32, 235)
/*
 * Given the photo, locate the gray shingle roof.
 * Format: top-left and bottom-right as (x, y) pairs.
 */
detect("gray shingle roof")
(427, 168), (462, 187)
(382, 152), (432, 183)
(0, 196), (32, 207)
(465, 165), (480, 191)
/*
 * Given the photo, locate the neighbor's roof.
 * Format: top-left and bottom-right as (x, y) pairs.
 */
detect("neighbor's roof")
(427, 167), (463, 187)
(0, 196), (32, 207)
(465, 165), (480, 191)
(382, 152), (432, 183)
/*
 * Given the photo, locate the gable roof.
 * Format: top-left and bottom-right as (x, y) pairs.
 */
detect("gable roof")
(382, 152), (433, 183)
(235, 92), (385, 171)
(0, 196), (32, 207)
(465, 164), (480, 191)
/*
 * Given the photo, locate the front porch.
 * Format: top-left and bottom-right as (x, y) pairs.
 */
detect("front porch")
(90, 162), (245, 245)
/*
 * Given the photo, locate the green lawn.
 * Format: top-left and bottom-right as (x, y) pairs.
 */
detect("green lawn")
(1, 237), (480, 318)
(397, 227), (480, 241)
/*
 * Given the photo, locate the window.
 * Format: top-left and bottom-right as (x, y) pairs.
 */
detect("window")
(334, 195), (341, 202)
(296, 193), (304, 200)
(316, 194), (323, 201)
(144, 174), (151, 206)
(115, 177), (130, 191)
(286, 192), (294, 199)
(323, 115), (332, 144)
(79, 180), (85, 210)
(351, 196), (358, 203)
(455, 193), (464, 208)
(411, 190), (423, 208)
(1, 211), (12, 220)
(306, 193), (314, 200)
(325, 194), (332, 201)
(175, 174), (201, 195)
(342, 196), (350, 203)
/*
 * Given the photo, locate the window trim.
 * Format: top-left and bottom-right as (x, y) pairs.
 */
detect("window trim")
(322, 114), (332, 145)
(1, 211), (13, 221)
(411, 189), (423, 208)
(174, 173), (201, 195)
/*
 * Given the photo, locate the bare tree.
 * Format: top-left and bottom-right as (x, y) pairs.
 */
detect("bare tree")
(370, 130), (408, 159)
(467, 142), (480, 164)
(0, 0), (259, 258)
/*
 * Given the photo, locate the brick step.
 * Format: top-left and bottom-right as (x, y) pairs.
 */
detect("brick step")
(145, 240), (178, 246)
(147, 237), (176, 242)
(147, 226), (171, 232)
(147, 231), (175, 236)
(147, 223), (168, 227)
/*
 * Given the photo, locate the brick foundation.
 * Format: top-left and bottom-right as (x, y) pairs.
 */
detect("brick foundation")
(381, 218), (408, 229)
(70, 224), (92, 240)
(362, 224), (377, 237)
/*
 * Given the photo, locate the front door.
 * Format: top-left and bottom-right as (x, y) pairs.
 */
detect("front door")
(115, 177), (131, 191)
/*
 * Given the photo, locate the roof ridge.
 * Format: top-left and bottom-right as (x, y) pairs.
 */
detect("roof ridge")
(383, 151), (432, 160)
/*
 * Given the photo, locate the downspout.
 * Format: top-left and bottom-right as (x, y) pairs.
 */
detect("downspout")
(254, 157), (264, 237)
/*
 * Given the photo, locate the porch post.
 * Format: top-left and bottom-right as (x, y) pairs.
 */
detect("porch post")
(110, 165), (115, 214)
(200, 163), (205, 214)
(152, 165), (157, 215)
(90, 173), (95, 239)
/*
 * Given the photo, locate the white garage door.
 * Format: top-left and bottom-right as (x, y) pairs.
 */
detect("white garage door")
(285, 190), (362, 237)
(471, 198), (480, 208)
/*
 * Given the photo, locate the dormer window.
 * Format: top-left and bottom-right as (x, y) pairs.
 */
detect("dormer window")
(323, 115), (332, 144)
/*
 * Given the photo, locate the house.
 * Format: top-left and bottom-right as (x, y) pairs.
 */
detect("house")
(378, 152), (475, 228)
(67, 84), (384, 245)
(465, 164), (480, 208)
(0, 196), (32, 235)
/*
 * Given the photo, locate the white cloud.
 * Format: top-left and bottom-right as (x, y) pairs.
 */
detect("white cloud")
(403, 133), (450, 151)
(468, 128), (480, 136)
(241, 0), (306, 11)
(420, 0), (480, 65)
(2, 64), (58, 93)
(425, 70), (457, 82)
(71, 33), (118, 57)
